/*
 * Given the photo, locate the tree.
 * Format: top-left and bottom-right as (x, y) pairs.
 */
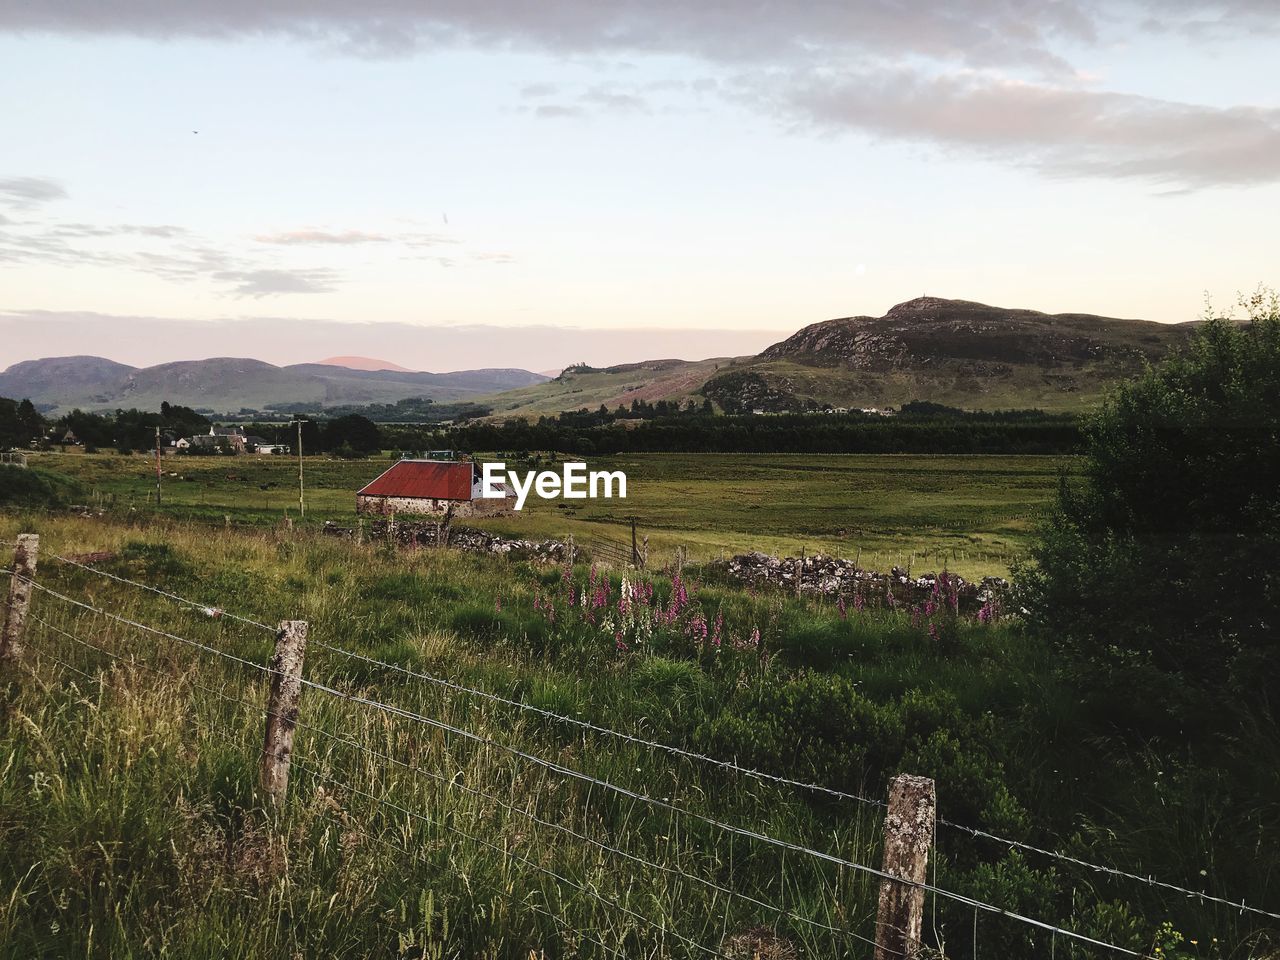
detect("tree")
(0, 397), (46, 448)
(321, 414), (382, 454)
(1021, 288), (1280, 726)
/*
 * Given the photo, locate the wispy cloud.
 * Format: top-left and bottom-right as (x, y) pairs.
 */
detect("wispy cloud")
(774, 70), (1280, 189)
(253, 227), (456, 247)
(0, 1), (1105, 74)
(0, 180), (514, 295)
(254, 228), (392, 245)
(0, 176), (67, 209)
(213, 268), (339, 297)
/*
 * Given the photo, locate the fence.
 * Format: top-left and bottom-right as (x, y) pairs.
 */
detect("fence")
(4, 532), (1275, 958)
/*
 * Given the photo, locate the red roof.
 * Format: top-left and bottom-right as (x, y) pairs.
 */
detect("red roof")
(357, 460), (474, 501)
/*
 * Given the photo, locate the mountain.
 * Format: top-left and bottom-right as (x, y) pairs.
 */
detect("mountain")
(315, 356), (412, 372)
(1, 298), (1198, 417)
(481, 297), (1198, 417)
(0, 356), (548, 414)
(482, 358), (732, 418)
(0, 356), (137, 409)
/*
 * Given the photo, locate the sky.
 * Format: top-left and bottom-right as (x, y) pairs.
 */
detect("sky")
(1, 1), (1278, 372)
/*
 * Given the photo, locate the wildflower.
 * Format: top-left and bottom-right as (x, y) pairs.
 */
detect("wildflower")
(734, 625), (762, 651)
(494, 596), (502, 613)
(687, 614), (708, 643)
(837, 595), (847, 620)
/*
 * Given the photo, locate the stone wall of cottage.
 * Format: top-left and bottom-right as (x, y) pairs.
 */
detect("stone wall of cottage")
(356, 494), (513, 517)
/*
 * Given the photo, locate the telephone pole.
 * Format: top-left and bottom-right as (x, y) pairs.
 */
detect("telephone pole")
(292, 419), (307, 519)
(155, 425), (162, 506)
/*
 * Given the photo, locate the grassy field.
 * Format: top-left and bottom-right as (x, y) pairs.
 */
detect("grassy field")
(1, 513), (1273, 958)
(25, 451), (1067, 577)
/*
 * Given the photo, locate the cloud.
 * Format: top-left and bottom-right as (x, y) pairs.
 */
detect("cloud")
(777, 70), (1280, 189)
(254, 228), (392, 245)
(49, 222), (189, 239)
(0, 1), (1110, 74)
(520, 82), (560, 98)
(534, 103), (584, 119)
(5, 4), (1280, 189)
(0, 176), (67, 209)
(253, 227), (456, 247)
(0, 196), (340, 295)
(212, 268), (339, 297)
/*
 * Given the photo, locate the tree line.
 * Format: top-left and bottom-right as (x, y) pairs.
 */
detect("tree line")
(2, 397), (1082, 457)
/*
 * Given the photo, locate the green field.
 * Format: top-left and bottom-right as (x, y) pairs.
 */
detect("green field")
(1, 509), (1271, 958)
(27, 451), (1067, 577)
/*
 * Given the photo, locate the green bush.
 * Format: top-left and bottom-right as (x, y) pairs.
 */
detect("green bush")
(1021, 289), (1280, 723)
(0, 464), (83, 508)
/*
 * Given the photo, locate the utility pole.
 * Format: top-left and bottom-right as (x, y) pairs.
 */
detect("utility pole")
(293, 419), (306, 519)
(155, 425), (162, 506)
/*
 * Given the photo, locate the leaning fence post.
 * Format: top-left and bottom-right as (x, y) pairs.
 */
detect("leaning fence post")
(874, 773), (936, 960)
(260, 619), (308, 801)
(1, 534), (39, 665)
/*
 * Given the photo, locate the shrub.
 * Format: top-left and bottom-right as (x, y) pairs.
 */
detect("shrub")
(1021, 289), (1280, 723)
(0, 464), (84, 508)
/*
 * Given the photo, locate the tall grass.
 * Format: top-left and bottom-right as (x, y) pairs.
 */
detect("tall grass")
(1, 513), (1276, 958)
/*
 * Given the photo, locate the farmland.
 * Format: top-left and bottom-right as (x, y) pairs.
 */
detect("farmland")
(24, 450), (1067, 577)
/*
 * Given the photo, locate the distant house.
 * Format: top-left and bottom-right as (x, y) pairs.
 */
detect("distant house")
(181, 425), (246, 453)
(210, 425), (248, 453)
(60, 429), (80, 445)
(356, 460), (512, 517)
(256, 443), (289, 455)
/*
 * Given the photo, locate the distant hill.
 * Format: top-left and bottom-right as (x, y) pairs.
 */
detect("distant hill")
(315, 356), (412, 372)
(2, 298), (1199, 417)
(481, 358), (732, 418)
(0, 356), (137, 408)
(481, 297), (1197, 417)
(0, 356), (548, 414)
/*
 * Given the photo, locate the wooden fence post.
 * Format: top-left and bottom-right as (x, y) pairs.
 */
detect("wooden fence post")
(260, 620), (308, 802)
(874, 773), (936, 960)
(630, 517), (639, 568)
(1, 534), (39, 665)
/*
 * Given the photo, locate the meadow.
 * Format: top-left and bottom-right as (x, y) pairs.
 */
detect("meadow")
(1, 511), (1275, 958)
(24, 450), (1066, 577)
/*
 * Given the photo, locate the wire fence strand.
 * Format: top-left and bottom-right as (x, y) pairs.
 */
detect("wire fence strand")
(14, 570), (1247, 953)
(19, 554), (1278, 927)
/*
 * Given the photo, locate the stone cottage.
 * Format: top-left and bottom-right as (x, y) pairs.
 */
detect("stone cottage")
(356, 459), (512, 517)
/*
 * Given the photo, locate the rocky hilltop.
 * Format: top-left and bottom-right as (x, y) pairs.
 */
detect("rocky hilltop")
(759, 297), (1189, 373)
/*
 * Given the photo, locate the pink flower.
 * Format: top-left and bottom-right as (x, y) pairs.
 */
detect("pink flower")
(837, 595), (847, 620)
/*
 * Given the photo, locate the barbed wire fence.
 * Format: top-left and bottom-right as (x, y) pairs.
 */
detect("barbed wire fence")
(5, 533), (1275, 957)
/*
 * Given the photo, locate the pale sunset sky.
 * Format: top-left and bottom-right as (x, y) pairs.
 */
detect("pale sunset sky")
(1, 2), (1278, 371)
